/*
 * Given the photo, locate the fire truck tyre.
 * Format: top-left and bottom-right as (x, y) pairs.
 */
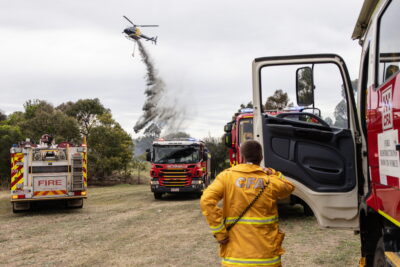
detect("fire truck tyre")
(154, 192), (163, 200)
(67, 199), (83, 209)
(12, 202), (30, 213)
(303, 203), (314, 217)
(373, 237), (387, 267)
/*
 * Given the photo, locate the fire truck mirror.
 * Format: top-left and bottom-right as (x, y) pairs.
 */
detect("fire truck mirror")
(224, 123), (233, 132)
(224, 133), (233, 148)
(296, 66), (314, 107)
(145, 149), (151, 162)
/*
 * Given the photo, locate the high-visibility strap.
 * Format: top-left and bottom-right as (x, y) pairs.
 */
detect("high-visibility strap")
(225, 216), (278, 225)
(222, 256), (281, 266)
(210, 221), (226, 234)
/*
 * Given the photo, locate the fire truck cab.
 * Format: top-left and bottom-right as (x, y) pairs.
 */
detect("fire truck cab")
(148, 138), (211, 199)
(10, 135), (88, 212)
(251, 1), (400, 265)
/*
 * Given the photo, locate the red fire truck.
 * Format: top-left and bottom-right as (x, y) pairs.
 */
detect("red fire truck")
(251, 1), (400, 265)
(223, 109), (254, 166)
(10, 134), (87, 212)
(147, 138), (211, 199)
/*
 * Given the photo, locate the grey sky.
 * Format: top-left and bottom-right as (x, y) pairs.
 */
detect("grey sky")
(0, 0), (363, 139)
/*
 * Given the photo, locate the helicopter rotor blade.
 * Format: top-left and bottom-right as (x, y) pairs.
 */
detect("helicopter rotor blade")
(123, 16), (135, 26)
(137, 25), (159, 27)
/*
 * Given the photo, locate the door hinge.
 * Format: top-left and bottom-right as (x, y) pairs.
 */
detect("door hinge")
(354, 132), (362, 144)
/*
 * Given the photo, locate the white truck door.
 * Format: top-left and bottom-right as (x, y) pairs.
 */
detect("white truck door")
(252, 54), (360, 229)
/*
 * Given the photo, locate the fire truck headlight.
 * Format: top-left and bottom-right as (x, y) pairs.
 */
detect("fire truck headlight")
(151, 180), (159, 185)
(192, 180), (203, 185)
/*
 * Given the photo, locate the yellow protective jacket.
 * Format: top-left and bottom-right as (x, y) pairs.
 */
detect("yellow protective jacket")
(200, 164), (294, 267)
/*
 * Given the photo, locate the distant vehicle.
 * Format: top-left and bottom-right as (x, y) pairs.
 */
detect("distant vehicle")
(10, 134), (88, 212)
(146, 138), (211, 199)
(122, 15), (158, 44)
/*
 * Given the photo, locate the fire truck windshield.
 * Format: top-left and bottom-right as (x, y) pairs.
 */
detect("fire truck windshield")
(239, 118), (254, 145)
(153, 145), (200, 164)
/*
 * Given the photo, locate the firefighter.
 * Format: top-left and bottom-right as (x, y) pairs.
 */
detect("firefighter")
(200, 140), (294, 267)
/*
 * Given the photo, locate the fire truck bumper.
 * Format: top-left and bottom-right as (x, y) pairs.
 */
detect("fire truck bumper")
(11, 195), (87, 202)
(151, 185), (204, 193)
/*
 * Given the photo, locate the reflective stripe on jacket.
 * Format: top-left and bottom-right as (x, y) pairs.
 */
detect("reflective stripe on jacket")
(200, 164), (294, 267)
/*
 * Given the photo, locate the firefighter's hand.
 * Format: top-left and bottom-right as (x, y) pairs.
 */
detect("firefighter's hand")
(218, 237), (229, 245)
(263, 167), (274, 175)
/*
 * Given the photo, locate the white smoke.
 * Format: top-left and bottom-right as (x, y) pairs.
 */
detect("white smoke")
(133, 40), (185, 135)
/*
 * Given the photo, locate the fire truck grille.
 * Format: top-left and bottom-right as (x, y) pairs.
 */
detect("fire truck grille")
(30, 166), (69, 173)
(160, 168), (190, 187)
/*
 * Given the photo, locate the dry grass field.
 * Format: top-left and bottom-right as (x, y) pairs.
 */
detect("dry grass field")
(0, 185), (360, 266)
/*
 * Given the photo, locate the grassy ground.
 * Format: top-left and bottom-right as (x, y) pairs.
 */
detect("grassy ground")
(0, 185), (360, 266)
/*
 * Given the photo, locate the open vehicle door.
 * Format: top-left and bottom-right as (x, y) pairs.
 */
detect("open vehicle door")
(252, 54), (361, 228)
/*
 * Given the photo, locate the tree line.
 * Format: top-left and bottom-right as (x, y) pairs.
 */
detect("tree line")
(0, 99), (133, 186)
(0, 99), (230, 187)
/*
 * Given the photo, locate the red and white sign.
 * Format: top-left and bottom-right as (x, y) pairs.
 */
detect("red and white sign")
(33, 176), (67, 191)
(378, 129), (400, 179)
(382, 86), (393, 130)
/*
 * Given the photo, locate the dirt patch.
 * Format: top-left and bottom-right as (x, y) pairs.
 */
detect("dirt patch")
(0, 185), (360, 266)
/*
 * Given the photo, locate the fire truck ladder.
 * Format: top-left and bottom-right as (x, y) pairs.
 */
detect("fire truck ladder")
(71, 154), (84, 191)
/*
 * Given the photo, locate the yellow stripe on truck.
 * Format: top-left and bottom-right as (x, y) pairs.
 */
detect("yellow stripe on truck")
(10, 153), (24, 190)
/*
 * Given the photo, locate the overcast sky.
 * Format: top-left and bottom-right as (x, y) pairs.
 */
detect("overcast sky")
(0, 0), (364, 139)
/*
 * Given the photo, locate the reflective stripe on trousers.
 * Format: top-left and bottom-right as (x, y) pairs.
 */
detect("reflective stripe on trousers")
(222, 256), (281, 266)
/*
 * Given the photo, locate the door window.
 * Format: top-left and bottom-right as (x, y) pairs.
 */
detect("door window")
(378, 0), (400, 86)
(260, 63), (351, 128)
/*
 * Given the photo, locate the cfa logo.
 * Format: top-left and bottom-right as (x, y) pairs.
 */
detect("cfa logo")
(235, 177), (265, 189)
(382, 86), (393, 130)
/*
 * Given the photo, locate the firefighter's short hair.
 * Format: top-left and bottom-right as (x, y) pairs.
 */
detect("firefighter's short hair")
(240, 140), (263, 165)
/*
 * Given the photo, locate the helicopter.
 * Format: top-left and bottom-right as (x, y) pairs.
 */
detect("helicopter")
(122, 16), (158, 44)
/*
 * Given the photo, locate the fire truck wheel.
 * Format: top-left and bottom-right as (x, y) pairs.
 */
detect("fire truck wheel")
(12, 202), (30, 213)
(154, 192), (163, 200)
(373, 237), (386, 267)
(303, 203), (314, 217)
(67, 199), (83, 209)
